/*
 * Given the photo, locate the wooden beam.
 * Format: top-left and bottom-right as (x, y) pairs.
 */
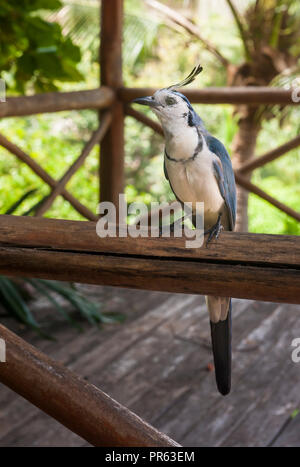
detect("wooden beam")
(34, 112), (112, 217)
(0, 215), (299, 304)
(238, 135), (300, 174)
(1, 215), (299, 266)
(0, 88), (115, 118)
(0, 85), (298, 120)
(235, 173), (300, 223)
(0, 134), (97, 221)
(120, 87), (299, 105)
(125, 106), (164, 135)
(100, 0), (124, 209)
(0, 324), (179, 447)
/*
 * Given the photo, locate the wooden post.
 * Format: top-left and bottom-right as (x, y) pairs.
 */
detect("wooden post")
(100, 0), (124, 209)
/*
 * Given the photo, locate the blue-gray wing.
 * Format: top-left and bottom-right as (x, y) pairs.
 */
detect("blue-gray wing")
(206, 134), (236, 231)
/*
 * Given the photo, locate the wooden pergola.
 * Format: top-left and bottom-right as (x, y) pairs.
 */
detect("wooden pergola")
(0, 0), (300, 447)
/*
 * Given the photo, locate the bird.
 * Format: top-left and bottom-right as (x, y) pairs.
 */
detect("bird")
(133, 65), (237, 395)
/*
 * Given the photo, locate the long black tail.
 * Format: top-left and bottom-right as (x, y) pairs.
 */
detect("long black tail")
(210, 301), (232, 396)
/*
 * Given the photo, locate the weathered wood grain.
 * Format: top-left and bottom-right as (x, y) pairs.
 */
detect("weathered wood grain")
(0, 288), (299, 447)
(0, 246), (298, 304)
(0, 287), (165, 444)
(0, 215), (299, 303)
(0, 215), (299, 267)
(272, 413), (300, 447)
(155, 303), (299, 446)
(0, 324), (180, 447)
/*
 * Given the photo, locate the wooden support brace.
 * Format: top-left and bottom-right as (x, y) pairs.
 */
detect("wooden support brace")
(34, 112), (112, 217)
(0, 324), (179, 447)
(0, 133), (97, 221)
(235, 173), (300, 223)
(125, 106), (164, 136)
(237, 135), (300, 174)
(0, 215), (299, 304)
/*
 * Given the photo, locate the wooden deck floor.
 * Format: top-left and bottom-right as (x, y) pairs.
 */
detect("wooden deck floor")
(0, 285), (300, 447)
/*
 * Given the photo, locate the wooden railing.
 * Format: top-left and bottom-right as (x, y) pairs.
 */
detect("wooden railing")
(0, 323), (179, 447)
(0, 0), (300, 447)
(0, 215), (299, 304)
(1, 84), (299, 223)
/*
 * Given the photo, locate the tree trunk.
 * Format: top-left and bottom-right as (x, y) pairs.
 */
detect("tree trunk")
(232, 109), (260, 232)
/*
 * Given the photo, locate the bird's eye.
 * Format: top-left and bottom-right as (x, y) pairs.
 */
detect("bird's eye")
(165, 96), (176, 106)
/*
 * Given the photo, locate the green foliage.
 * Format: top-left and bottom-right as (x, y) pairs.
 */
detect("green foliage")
(0, 110), (99, 219)
(42, 0), (160, 81)
(0, 0), (83, 93)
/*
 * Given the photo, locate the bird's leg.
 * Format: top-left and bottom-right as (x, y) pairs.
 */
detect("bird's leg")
(205, 213), (223, 246)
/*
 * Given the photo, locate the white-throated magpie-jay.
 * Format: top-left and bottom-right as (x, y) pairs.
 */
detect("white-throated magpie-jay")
(133, 66), (237, 395)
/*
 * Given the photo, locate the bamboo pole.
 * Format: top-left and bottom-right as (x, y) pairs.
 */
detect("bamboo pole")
(0, 324), (180, 447)
(100, 0), (124, 209)
(0, 88), (115, 118)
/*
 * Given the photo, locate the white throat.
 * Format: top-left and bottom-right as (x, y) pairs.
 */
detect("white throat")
(163, 120), (199, 162)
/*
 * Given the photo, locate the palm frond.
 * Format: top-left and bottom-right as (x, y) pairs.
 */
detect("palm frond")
(226, 0), (252, 60)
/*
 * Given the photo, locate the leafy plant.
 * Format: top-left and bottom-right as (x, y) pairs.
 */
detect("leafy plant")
(0, 277), (124, 337)
(45, 0), (160, 76)
(0, 0), (83, 93)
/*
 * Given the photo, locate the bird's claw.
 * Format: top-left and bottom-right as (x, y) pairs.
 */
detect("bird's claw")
(205, 214), (223, 247)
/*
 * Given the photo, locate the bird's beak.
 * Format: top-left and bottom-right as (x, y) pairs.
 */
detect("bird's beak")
(132, 96), (160, 108)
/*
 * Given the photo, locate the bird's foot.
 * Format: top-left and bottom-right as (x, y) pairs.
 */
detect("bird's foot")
(205, 213), (223, 247)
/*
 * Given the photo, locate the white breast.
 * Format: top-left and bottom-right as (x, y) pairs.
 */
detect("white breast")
(165, 145), (225, 228)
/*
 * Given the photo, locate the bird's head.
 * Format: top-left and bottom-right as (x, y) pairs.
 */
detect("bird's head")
(132, 65), (203, 130)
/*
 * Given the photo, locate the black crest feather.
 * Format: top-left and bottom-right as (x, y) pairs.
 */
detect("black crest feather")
(167, 64), (203, 90)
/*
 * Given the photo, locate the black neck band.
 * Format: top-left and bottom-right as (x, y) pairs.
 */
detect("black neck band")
(165, 129), (203, 164)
